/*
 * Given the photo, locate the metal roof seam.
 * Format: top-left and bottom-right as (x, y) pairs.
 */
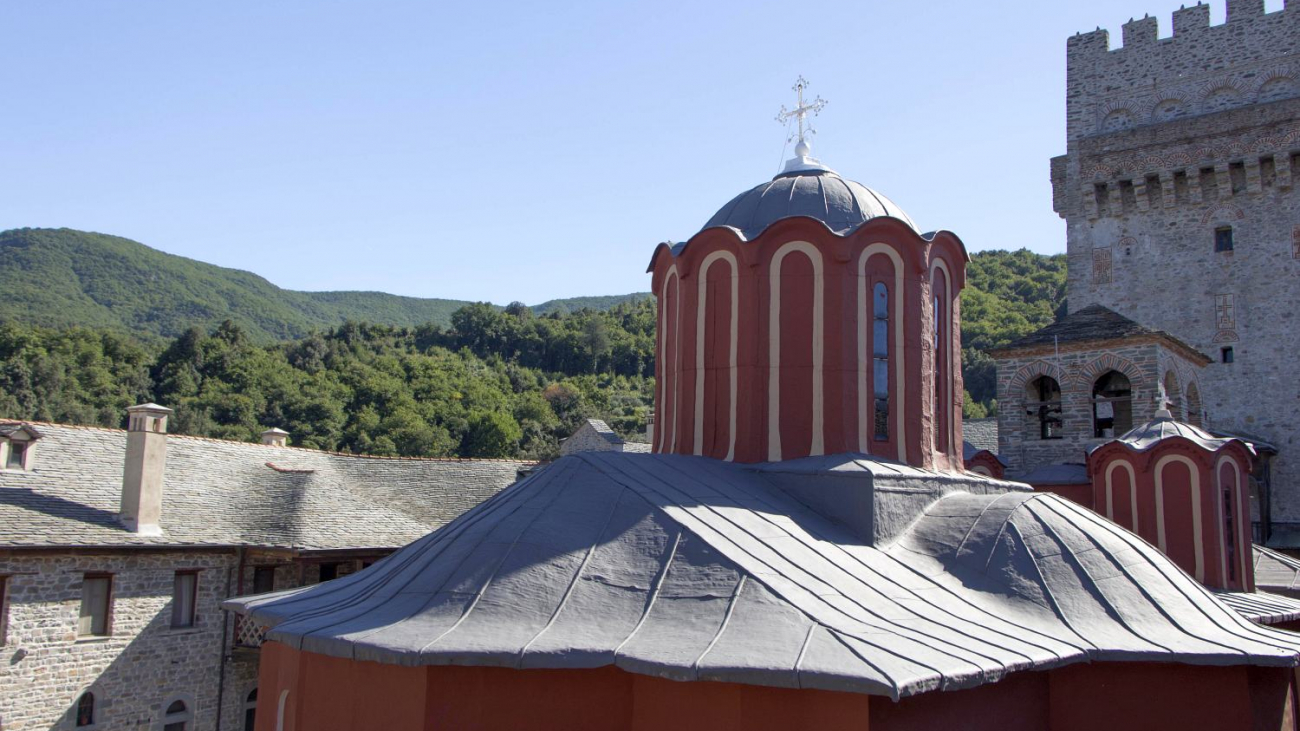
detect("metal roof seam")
(588, 455), (1001, 674)
(612, 527), (682, 662)
(1043, 496), (1300, 656)
(1001, 518), (1099, 653)
(516, 488), (630, 668)
(691, 574), (748, 677)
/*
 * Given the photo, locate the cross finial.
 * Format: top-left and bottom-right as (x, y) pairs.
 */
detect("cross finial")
(775, 76), (828, 152)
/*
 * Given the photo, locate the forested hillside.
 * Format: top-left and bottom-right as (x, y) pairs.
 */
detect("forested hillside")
(0, 228), (648, 340)
(0, 236), (1064, 458)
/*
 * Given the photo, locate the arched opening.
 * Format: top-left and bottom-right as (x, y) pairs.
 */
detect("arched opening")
(276, 689), (291, 731)
(163, 699), (192, 731)
(244, 688), (258, 731)
(931, 264), (951, 455)
(1186, 382), (1204, 428)
(1092, 370), (1132, 438)
(1162, 371), (1182, 417)
(76, 692), (95, 727)
(1027, 375), (1063, 440)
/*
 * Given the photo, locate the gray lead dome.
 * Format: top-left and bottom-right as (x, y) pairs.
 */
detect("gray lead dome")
(702, 169), (916, 240)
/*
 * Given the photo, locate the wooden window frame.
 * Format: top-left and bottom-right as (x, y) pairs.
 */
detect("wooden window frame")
(78, 573), (114, 638)
(171, 570), (199, 629)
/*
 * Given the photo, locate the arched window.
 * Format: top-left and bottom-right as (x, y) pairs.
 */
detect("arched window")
(1028, 376), (1063, 440)
(1092, 371), (1133, 438)
(872, 282), (889, 441)
(931, 266), (950, 452)
(76, 692), (95, 727)
(1186, 382), (1204, 427)
(163, 699), (192, 731)
(1162, 371), (1182, 417)
(1223, 478), (1238, 585)
(243, 688), (258, 731)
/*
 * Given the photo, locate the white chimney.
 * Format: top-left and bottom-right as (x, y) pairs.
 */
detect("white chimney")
(120, 403), (172, 535)
(261, 428), (289, 447)
(645, 411), (655, 444)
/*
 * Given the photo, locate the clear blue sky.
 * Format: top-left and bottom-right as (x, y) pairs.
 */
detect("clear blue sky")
(0, 1), (1263, 305)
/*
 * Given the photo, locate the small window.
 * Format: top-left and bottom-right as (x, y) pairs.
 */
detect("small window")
(78, 575), (112, 637)
(76, 692), (95, 727)
(5, 441), (25, 470)
(244, 689), (258, 731)
(163, 699), (191, 731)
(253, 566), (276, 594)
(172, 572), (198, 628)
(318, 563), (339, 583)
(1222, 346), (1235, 364)
(1215, 227), (1234, 252)
(872, 282), (890, 441)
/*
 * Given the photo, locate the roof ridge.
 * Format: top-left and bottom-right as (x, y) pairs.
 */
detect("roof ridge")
(0, 417), (538, 464)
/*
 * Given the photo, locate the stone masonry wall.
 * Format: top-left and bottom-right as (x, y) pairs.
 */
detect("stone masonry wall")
(0, 551), (236, 731)
(1053, 2), (1300, 530)
(994, 339), (1203, 475)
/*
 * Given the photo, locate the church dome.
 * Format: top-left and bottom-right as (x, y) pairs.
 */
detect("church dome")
(701, 159), (916, 240)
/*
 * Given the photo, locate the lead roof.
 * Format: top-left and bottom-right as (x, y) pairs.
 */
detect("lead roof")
(227, 451), (1300, 699)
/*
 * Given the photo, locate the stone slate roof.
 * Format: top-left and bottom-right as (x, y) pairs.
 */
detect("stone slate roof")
(228, 451), (1300, 700)
(0, 421), (532, 551)
(1018, 462), (1090, 486)
(584, 419), (624, 445)
(962, 418), (999, 454)
(996, 304), (1206, 360)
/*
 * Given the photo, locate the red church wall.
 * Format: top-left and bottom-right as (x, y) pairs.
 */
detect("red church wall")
(257, 643), (1297, 731)
(648, 217), (966, 471)
(1089, 438), (1255, 590)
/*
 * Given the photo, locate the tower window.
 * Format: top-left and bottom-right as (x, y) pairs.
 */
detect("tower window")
(1092, 371), (1133, 438)
(872, 282), (889, 441)
(1221, 346), (1235, 364)
(1215, 227), (1234, 252)
(1028, 376), (1063, 440)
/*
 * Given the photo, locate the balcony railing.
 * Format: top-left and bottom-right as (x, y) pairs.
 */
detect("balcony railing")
(235, 615), (268, 649)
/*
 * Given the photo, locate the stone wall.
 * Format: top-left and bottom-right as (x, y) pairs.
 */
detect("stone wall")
(993, 338), (1204, 475)
(1053, 2), (1300, 531)
(0, 551), (236, 731)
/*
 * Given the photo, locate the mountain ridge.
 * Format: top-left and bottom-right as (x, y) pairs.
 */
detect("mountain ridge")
(0, 228), (650, 341)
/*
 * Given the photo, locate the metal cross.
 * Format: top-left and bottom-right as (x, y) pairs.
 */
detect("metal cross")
(775, 76), (828, 145)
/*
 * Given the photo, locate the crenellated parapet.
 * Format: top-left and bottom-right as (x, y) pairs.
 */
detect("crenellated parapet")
(1066, 1), (1300, 140)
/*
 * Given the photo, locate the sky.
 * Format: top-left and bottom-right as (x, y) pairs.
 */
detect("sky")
(0, 0), (1269, 305)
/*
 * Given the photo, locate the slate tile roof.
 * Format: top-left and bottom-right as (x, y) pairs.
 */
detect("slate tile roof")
(0, 421), (532, 550)
(962, 418), (999, 454)
(995, 304), (1206, 360)
(229, 451), (1300, 700)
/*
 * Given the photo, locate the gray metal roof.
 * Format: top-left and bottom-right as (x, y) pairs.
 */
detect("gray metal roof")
(1018, 462), (1090, 485)
(0, 421), (531, 550)
(1255, 546), (1300, 595)
(1089, 414), (1256, 457)
(701, 170), (916, 241)
(226, 451), (1300, 700)
(1215, 590), (1300, 625)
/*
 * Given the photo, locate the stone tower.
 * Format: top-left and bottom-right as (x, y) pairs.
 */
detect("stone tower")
(1051, 1), (1300, 541)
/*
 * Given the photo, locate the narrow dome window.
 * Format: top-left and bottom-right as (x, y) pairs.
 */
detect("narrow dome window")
(872, 282), (890, 441)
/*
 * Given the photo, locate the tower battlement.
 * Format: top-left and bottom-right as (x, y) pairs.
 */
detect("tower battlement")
(1066, 1), (1300, 141)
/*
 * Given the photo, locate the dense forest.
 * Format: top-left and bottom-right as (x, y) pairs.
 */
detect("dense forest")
(0, 236), (1066, 459)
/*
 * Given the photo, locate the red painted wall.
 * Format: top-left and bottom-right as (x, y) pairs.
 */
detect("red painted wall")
(648, 217), (967, 470)
(257, 644), (1297, 731)
(1088, 438), (1255, 590)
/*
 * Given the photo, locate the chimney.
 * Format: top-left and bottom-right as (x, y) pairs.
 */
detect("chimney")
(645, 411), (655, 444)
(261, 428), (290, 447)
(120, 403), (172, 535)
